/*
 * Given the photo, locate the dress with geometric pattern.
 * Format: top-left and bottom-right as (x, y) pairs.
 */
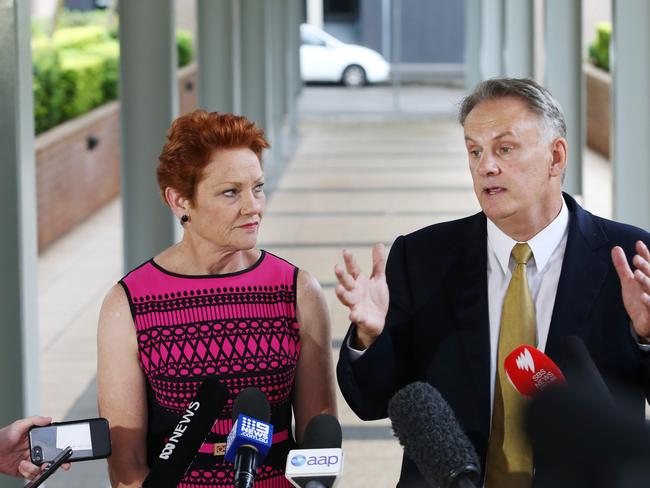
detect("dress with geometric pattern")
(119, 250), (299, 487)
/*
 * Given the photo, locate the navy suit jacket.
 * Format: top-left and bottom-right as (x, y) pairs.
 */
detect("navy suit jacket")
(337, 194), (650, 487)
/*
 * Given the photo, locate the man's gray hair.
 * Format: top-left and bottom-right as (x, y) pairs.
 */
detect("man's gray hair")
(458, 78), (567, 140)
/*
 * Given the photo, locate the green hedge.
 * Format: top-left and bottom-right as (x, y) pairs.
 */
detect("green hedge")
(177, 29), (193, 67)
(33, 49), (65, 134)
(588, 22), (611, 72)
(84, 41), (120, 101)
(33, 22), (193, 134)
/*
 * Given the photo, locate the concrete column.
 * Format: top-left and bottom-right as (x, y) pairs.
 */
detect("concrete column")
(239, 0), (274, 158)
(270, 1), (285, 161)
(480, 0), (504, 80)
(306, 0), (323, 28)
(286, 0), (302, 140)
(545, 0), (583, 196)
(503, 0), (534, 78)
(197, 0), (235, 112)
(464, 0), (481, 91)
(119, 0), (177, 271)
(0, 3), (40, 486)
(612, 0), (650, 229)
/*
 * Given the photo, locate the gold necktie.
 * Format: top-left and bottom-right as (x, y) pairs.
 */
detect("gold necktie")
(485, 243), (536, 488)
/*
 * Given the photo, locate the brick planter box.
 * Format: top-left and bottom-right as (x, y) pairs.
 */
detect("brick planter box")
(35, 62), (198, 250)
(585, 63), (610, 158)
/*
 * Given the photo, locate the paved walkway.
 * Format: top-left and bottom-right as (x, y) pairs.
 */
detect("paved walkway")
(36, 85), (613, 487)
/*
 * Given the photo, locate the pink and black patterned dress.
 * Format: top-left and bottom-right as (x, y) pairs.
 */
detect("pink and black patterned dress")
(119, 251), (300, 487)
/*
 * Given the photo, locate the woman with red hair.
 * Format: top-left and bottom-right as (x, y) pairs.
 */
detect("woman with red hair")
(97, 110), (336, 487)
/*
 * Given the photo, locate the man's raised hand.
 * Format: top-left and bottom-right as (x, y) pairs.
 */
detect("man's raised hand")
(334, 243), (389, 350)
(612, 240), (650, 341)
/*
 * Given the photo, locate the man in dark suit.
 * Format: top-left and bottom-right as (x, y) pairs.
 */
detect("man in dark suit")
(335, 78), (650, 487)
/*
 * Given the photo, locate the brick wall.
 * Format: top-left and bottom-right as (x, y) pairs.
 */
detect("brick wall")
(585, 63), (611, 158)
(35, 63), (198, 250)
(178, 62), (199, 115)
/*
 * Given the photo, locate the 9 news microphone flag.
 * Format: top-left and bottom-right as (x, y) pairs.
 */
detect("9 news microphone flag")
(225, 387), (273, 488)
(142, 379), (228, 488)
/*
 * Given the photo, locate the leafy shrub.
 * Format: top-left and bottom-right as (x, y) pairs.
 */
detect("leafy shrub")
(33, 49), (66, 133)
(52, 25), (108, 50)
(84, 41), (120, 101)
(58, 50), (106, 119)
(588, 22), (611, 71)
(32, 15), (193, 134)
(177, 29), (193, 67)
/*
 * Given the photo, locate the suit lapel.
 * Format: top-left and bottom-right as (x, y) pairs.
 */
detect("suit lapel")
(450, 213), (491, 420)
(545, 194), (610, 358)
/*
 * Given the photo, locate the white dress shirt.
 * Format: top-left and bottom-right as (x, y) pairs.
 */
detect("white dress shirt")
(486, 197), (569, 408)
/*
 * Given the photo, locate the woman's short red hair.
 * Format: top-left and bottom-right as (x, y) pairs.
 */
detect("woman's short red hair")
(157, 110), (270, 204)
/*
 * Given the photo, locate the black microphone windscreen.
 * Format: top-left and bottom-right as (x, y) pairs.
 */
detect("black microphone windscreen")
(232, 387), (270, 423)
(526, 383), (650, 488)
(562, 336), (612, 403)
(142, 378), (229, 488)
(388, 382), (479, 487)
(302, 414), (342, 449)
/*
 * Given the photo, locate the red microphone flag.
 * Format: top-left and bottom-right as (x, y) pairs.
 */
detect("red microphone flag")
(504, 345), (566, 398)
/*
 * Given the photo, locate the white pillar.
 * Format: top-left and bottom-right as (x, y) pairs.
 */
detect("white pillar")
(119, 0), (177, 271)
(0, 5), (40, 487)
(306, 0), (323, 29)
(464, 0), (482, 91)
(197, 0), (236, 112)
(612, 0), (650, 229)
(480, 0), (504, 80)
(545, 0), (583, 196)
(503, 0), (534, 78)
(286, 0), (302, 139)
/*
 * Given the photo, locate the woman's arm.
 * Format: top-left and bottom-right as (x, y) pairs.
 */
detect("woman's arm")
(293, 270), (338, 445)
(97, 284), (150, 487)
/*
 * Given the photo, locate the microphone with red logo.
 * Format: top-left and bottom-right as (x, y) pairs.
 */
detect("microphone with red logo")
(504, 345), (566, 398)
(508, 337), (650, 488)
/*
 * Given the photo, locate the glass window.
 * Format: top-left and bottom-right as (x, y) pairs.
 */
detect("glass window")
(301, 31), (327, 46)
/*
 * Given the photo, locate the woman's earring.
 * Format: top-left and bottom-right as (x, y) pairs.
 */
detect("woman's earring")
(180, 214), (189, 224)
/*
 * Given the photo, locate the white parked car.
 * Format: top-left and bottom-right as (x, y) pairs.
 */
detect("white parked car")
(300, 23), (391, 87)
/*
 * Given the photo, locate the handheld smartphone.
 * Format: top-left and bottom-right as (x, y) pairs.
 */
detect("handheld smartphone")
(24, 446), (73, 488)
(29, 417), (111, 465)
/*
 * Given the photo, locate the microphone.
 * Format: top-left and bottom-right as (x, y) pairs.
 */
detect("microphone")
(504, 345), (565, 397)
(524, 336), (649, 488)
(388, 382), (480, 488)
(561, 335), (612, 403)
(225, 387), (274, 488)
(142, 378), (228, 488)
(526, 377), (650, 488)
(285, 413), (344, 488)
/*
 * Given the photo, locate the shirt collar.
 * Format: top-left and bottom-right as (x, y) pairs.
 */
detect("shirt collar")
(487, 196), (569, 275)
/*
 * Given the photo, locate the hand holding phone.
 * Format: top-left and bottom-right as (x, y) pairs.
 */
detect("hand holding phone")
(24, 446), (73, 488)
(0, 416), (55, 478)
(29, 417), (111, 465)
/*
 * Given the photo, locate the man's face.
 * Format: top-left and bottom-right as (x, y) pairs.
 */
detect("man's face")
(463, 96), (565, 236)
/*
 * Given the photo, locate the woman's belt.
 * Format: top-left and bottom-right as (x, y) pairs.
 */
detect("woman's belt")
(197, 429), (290, 456)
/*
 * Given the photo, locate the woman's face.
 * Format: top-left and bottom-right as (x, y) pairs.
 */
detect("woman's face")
(188, 147), (265, 251)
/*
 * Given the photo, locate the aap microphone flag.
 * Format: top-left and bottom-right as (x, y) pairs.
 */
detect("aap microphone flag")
(504, 345), (566, 398)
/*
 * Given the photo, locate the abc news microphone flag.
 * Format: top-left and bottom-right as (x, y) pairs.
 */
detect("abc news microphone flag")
(142, 379), (228, 488)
